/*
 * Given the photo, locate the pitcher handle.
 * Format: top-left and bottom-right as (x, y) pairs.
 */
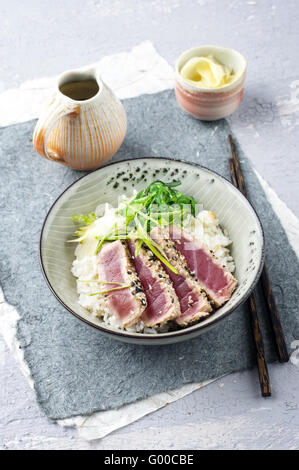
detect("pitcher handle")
(33, 95), (79, 162)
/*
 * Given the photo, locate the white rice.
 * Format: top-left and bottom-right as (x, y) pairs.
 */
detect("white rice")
(71, 205), (235, 334)
(192, 210), (235, 273)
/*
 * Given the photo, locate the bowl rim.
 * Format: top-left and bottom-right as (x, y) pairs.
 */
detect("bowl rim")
(40, 156), (265, 342)
(175, 45), (247, 94)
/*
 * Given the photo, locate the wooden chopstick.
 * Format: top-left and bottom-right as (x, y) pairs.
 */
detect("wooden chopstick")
(229, 157), (271, 397)
(260, 266), (289, 362)
(228, 135), (248, 198)
(228, 135), (289, 363)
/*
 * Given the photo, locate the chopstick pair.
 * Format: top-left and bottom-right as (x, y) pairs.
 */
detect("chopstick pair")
(228, 135), (289, 397)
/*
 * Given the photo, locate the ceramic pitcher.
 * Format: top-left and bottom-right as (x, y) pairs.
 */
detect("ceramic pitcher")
(33, 66), (127, 170)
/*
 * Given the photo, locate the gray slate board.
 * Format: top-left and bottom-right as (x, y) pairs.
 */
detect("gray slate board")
(0, 90), (298, 420)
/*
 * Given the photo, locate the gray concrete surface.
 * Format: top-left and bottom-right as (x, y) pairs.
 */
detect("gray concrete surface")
(0, 0), (299, 450)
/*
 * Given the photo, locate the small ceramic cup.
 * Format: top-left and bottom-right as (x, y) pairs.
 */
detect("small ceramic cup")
(175, 46), (247, 121)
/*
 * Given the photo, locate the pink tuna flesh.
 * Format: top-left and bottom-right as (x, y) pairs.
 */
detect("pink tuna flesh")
(127, 240), (180, 326)
(169, 225), (237, 306)
(150, 227), (212, 326)
(161, 263), (211, 326)
(97, 240), (145, 327)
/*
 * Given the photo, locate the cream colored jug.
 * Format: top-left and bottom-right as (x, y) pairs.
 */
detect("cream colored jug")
(33, 66), (127, 170)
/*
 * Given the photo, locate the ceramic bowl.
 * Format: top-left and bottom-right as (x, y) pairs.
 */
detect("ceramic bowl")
(40, 157), (264, 345)
(175, 46), (247, 120)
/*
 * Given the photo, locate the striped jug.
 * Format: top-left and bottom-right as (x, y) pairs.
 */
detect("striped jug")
(33, 66), (127, 170)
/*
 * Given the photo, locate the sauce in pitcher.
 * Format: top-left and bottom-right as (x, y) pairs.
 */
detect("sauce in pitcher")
(59, 79), (99, 101)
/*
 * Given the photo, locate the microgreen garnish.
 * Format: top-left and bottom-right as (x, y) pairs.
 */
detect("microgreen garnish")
(118, 180), (196, 230)
(71, 180), (198, 274)
(72, 212), (97, 225)
(89, 284), (130, 296)
(78, 280), (129, 285)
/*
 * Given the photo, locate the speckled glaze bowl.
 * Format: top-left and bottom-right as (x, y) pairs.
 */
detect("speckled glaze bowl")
(175, 46), (247, 120)
(40, 157), (264, 345)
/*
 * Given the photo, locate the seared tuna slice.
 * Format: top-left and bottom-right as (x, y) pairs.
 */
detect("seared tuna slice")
(127, 240), (180, 327)
(169, 225), (237, 307)
(97, 240), (146, 327)
(150, 227), (212, 326)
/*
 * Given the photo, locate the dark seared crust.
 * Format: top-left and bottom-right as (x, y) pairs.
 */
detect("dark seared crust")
(177, 309), (211, 327)
(98, 241), (147, 328)
(203, 248), (237, 307)
(170, 226), (238, 307)
(150, 227), (212, 326)
(129, 242), (181, 327)
(122, 243), (147, 310)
